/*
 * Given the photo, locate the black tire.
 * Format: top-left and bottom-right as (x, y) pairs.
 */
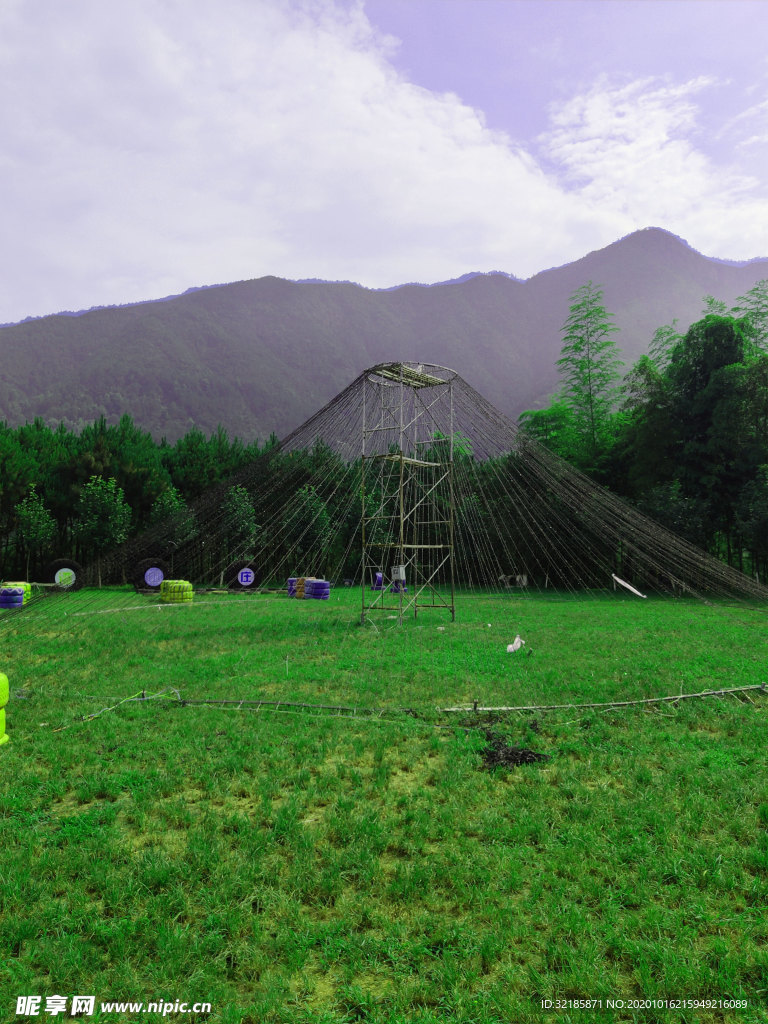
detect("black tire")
(44, 559), (84, 591)
(225, 560), (261, 590)
(132, 557), (170, 592)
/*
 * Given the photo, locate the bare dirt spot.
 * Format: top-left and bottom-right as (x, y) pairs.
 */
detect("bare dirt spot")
(479, 729), (550, 770)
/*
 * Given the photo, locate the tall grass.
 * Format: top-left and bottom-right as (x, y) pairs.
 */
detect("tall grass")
(1, 588), (767, 1022)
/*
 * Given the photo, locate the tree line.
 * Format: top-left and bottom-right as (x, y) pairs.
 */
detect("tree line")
(518, 279), (768, 579)
(4, 276), (768, 585)
(0, 417), (272, 580)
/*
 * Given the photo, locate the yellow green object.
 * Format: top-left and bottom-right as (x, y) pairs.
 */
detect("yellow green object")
(160, 579), (194, 603)
(0, 673), (8, 746)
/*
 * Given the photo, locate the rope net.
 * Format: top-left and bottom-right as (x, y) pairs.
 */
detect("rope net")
(154, 359), (762, 605)
(3, 360), (767, 663)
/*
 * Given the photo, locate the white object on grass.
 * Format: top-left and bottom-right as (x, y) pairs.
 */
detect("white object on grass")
(612, 573), (647, 599)
(507, 635), (525, 653)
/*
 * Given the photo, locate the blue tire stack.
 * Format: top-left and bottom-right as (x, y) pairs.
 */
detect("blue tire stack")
(287, 578), (297, 597)
(305, 579), (330, 600)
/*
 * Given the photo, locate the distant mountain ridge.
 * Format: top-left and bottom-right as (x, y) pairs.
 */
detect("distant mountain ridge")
(1, 228), (766, 442)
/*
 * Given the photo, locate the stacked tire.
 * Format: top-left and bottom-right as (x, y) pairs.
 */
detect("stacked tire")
(225, 561), (260, 590)
(4, 582), (32, 605)
(44, 559), (84, 591)
(132, 558), (169, 592)
(305, 579), (330, 600)
(160, 579), (194, 604)
(0, 586), (25, 610)
(287, 578), (297, 597)
(0, 671), (8, 746)
(295, 577), (313, 600)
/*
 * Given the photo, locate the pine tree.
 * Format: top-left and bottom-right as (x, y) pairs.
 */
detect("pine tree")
(732, 280), (768, 349)
(74, 476), (132, 586)
(556, 281), (623, 469)
(15, 485), (57, 578)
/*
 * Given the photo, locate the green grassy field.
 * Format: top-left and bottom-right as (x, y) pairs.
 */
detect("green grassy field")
(1, 587), (768, 1023)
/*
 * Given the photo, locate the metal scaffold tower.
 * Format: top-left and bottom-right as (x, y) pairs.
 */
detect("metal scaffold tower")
(361, 362), (456, 625)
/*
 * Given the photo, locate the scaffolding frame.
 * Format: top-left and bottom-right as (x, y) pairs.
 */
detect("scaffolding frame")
(361, 362), (456, 625)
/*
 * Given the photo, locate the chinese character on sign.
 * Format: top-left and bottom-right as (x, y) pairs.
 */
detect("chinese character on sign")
(16, 997), (42, 1016)
(70, 997), (95, 1016)
(44, 996), (68, 1016)
(238, 568), (254, 586)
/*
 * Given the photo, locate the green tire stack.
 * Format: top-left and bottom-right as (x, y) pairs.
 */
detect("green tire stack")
(160, 579), (194, 604)
(0, 672), (8, 746)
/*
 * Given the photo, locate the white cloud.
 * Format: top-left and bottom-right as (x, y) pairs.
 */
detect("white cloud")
(544, 77), (740, 205)
(539, 75), (768, 261)
(0, 1), (767, 323)
(0, 0), (619, 320)
(723, 97), (768, 150)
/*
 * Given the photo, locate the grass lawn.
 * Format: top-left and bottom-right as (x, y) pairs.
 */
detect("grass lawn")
(1, 587), (767, 1023)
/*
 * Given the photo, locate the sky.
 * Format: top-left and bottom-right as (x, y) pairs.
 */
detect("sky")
(2, 0), (768, 323)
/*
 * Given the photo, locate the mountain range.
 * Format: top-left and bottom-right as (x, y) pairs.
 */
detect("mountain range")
(1, 227), (767, 443)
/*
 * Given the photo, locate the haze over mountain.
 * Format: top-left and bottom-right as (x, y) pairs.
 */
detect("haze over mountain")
(1, 228), (766, 443)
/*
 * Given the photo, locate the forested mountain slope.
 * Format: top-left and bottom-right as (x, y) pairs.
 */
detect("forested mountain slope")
(1, 228), (766, 441)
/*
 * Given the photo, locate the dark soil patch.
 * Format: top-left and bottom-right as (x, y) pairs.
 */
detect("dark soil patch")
(480, 728), (550, 770)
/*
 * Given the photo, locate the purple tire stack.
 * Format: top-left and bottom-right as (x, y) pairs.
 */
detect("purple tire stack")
(0, 586), (24, 610)
(305, 579), (330, 600)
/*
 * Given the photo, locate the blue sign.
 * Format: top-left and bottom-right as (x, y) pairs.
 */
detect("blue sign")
(238, 568), (255, 586)
(144, 567), (164, 587)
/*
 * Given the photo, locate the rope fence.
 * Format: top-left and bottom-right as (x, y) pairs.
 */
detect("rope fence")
(35, 680), (767, 733)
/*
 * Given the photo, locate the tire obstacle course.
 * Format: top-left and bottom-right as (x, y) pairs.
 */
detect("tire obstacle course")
(0, 559), (83, 614)
(3, 359), (768, 706)
(4, 360), (768, 618)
